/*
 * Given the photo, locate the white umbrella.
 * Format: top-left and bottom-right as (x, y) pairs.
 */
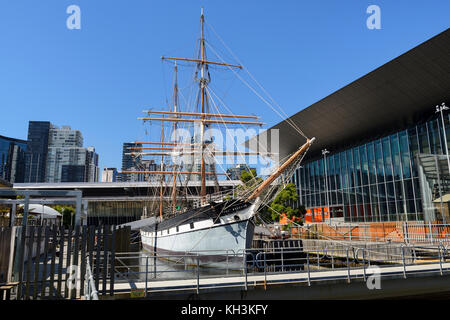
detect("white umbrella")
(20, 204), (62, 219)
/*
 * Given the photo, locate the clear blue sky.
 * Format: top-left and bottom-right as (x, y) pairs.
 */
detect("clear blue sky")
(0, 0), (448, 172)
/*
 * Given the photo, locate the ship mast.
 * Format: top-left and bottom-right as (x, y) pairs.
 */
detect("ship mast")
(172, 62), (178, 213)
(159, 117), (165, 220)
(156, 9), (246, 205)
(124, 9), (264, 216)
(199, 8), (207, 204)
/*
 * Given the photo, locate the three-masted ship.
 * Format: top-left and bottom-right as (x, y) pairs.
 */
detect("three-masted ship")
(123, 9), (315, 267)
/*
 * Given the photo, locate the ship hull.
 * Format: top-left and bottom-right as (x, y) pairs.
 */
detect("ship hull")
(140, 200), (257, 268)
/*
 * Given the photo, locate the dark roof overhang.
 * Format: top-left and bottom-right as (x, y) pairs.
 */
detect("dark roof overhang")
(247, 28), (450, 163)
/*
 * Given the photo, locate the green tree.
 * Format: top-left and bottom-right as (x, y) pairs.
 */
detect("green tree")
(266, 183), (306, 225)
(53, 205), (75, 227)
(232, 168), (263, 197)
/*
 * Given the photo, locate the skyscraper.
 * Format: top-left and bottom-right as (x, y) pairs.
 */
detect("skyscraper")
(24, 121), (51, 183)
(121, 142), (142, 182)
(0, 135), (27, 183)
(46, 125), (86, 183)
(101, 168), (118, 182)
(42, 125), (99, 183)
(85, 146), (99, 182)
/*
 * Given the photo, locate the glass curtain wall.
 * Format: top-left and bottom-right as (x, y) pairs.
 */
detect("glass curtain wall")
(296, 113), (449, 222)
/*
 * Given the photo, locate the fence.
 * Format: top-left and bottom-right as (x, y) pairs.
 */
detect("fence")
(103, 242), (450, 296)
(1, 224), (132, 300)
(291, 221), (450, 244)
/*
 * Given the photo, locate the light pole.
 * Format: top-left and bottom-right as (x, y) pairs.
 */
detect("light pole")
(322, 149), (330, 224)
(436, 102), (450, 177)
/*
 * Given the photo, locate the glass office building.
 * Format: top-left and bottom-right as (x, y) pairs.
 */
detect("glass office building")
(250, 29), (450, 223)
(24, 121), (51, 183)
(0, 135), (27, 183)
(294, 113), (450, 222)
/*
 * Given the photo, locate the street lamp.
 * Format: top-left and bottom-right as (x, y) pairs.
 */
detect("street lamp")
(435, 102), (450, 177)
(322, 149), (330, 224)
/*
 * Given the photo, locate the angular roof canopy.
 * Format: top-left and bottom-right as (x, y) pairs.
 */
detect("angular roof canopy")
(247, 28), (450, 162)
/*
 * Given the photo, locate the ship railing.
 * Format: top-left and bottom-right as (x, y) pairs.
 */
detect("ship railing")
(192, 189), (236, 208)
(100, 243), (450, 296)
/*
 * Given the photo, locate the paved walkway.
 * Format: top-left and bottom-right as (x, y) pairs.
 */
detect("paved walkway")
(110, 261), (450, 294)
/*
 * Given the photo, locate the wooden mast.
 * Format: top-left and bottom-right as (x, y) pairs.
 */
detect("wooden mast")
(159, 116), (165, 220)
(199, 8), (207, 204)
(136, 9), (256, 210)
(172, 62), (178, 213)
(142, 110), (260, 119)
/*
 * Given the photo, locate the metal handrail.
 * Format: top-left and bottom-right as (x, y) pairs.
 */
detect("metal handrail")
(96, 243), (450, 296)
(84, 255), (99, 300)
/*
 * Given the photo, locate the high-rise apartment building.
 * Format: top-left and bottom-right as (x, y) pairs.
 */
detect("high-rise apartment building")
(121, 142), (143, 182)
(46, 126), (87, 183)
(85, 146), (99, 182)
(101, 168), (118, 182)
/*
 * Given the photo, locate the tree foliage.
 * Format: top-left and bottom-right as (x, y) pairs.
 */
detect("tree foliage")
(267, 183), (306, 224)
(53, 205), (75, 227)
(235, 169), (263, 195)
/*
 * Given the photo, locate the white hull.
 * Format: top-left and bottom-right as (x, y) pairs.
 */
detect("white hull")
(140, 201), (258, 268)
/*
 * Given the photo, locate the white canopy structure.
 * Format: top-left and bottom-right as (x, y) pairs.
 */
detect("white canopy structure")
(19, 204), (62, 219)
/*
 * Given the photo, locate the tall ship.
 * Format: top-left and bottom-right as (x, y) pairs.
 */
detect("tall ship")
(124, 9), (315, 267)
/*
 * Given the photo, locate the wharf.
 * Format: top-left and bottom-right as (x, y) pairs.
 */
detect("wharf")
(102, 260), (450, 300)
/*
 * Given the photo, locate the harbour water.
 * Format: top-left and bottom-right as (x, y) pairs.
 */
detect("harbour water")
(131, 249), (242, 281)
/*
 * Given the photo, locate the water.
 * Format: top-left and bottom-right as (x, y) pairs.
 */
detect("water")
(124, 249), (243, 281)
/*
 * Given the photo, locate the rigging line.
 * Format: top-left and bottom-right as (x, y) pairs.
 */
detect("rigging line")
(204, 21), (307, 133)
(259, 147), (308, 208)
(205, 42), (308, 141)
(206, 85), (278, 183)
(203, 24), (308, 139)
(187, 90), (251, 211)
(205, 87), (263, 193)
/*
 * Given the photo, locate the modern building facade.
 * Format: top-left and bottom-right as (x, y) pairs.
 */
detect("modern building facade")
(46, 125), (85, 182)
(85, 147), (99, 182)
(61, 164), (86, 182)
(20, 122), (99, 183)
(24, 121), (51, 183)
(121, 142), (143, 182)
(101, 168), (118, 182)
(293, 112), (448, 223)
(0, 135), (27, 183)
(250, 28), (450, 223)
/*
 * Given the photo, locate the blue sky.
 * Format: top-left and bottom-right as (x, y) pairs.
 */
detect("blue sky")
(0, 0), (449, 172)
